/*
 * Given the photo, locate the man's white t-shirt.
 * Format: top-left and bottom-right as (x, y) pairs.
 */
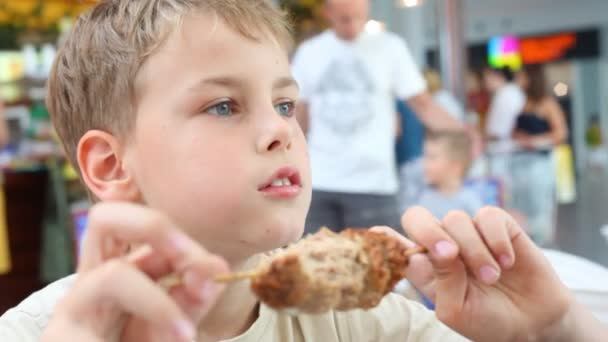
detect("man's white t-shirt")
(485, 83), (526, 140)
(292, 30), (426, 195)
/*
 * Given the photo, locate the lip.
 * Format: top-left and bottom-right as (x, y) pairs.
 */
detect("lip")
(258, 166), (302, 198)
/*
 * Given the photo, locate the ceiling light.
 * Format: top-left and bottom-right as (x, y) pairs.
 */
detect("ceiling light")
(553, 82), (569, 97)
(397, 0), (423, 8)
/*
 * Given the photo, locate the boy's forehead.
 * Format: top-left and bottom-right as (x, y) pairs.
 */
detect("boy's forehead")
(158, 13), (237, 61)
(163, 12), (284, 60)
(136, 12), (289, 94)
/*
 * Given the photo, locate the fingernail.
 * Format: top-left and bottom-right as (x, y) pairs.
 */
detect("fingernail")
(170, 233), (189, 251)
(201, 281), (220, 302)
(434, 240), (457, 258)
(499, 254), (513, 268)
(479, 265), (500, 284)
(173, 319), (195, 340)
(183, 271), (205, 299)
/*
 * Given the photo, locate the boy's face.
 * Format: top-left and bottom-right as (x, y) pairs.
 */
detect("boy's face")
(122, 14), (311, 262)
(423, 140), (462, 186)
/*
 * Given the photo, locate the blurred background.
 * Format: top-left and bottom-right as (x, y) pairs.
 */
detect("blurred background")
(0, 0), (606, 315)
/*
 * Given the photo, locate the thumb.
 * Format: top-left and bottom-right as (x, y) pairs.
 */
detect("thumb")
(168, 280), (225, 323)
(405, 254), (435, 300)
(432, 255), (468, 326)
(400, 207), (469, 324)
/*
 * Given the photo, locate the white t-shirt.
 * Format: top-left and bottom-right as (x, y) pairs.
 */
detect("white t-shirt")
(0, 276), (469, 341)
(485, 83), (526, 139)
(292, 30), (426, 195)
(417, 187), (483, 219)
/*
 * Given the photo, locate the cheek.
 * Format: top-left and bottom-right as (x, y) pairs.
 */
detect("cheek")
(133, 128), (250, 222)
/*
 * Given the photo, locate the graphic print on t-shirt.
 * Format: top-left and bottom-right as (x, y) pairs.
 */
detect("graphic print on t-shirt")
(314, 54), (375, 137)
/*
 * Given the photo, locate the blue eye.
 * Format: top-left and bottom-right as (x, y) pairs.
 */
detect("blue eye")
(206, 101), (233, 116)
(275, 101), (295, 117)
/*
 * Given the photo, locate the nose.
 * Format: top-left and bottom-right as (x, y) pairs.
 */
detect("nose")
(256, 110), (293, 154)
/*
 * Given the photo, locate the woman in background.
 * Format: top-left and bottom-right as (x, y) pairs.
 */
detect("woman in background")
(511, 64), (568, 246)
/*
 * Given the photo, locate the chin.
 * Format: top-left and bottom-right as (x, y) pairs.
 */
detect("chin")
(262, 217), (304, 250)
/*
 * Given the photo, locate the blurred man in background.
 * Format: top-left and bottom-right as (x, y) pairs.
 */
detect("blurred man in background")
(292, 0), (461, 233)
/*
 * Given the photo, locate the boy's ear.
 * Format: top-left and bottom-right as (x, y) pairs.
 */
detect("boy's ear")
(77, 130), (140, 202)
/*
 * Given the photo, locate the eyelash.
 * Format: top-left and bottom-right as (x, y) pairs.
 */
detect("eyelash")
(201, 99), (296, 118)
(275, 100), (296, 118)
(203, 100), (237, 117)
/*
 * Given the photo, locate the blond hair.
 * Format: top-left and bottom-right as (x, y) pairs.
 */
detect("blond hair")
(47, 0), (292, 171)
(423, 68), (443, 94)
(425, 130), (473, 176)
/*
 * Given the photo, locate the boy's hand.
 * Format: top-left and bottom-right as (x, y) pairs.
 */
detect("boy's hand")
(381, 206), (574, 342)
(42, 203), (229, 342)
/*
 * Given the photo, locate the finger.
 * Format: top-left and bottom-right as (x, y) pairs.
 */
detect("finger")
(474, 207), (516, 269)
(500, 210), (547, 275)
(433, 257), (468, 328)
(128, 245), (229, 302)
(371, 225), (436, 297)
(64, 260), (196, 341)
(128, 245), (172, 280)
(81, 202), (203, 272)
(80, 203), (230, 295)
(442, 210), (501, 285)
(401, 207), (467, 316)
(369, 226), (417, 249)
(168, 281), (225, 323)
(405, 254), (436, 301)
(401, 207), (459, 262)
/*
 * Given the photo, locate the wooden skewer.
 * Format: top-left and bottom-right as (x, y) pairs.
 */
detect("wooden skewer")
(403, 245), (427, 258)
(214, 270), (261, 283)
(213, 246), (428, 283)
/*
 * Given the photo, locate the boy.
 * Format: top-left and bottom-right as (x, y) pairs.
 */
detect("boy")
(0, 1), (605, 341)
(418, 131), (483, 218)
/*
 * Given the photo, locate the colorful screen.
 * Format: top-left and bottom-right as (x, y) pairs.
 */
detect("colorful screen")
(488, 35), (522, 71)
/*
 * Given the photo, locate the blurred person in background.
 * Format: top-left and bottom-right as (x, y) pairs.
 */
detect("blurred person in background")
(292, 0), (460, 233)
(466, 69), (490, 129)
(417, 130), (482, 219)
(483, 66), (525, 141)
(586, 114), (607, 172)
(395, 100), (425, 212)
(482, 66), (525, 221)
(0, 100), (9, 149)
(510, 64), (568, 246)
(417, 131), (482, 217)
(423, 68), (465, 122)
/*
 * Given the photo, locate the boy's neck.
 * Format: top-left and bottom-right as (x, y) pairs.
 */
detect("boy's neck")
(196, 255), (262, 341)
(435, 177), (463, 195)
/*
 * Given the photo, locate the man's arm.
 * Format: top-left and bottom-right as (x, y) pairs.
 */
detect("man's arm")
(406, 92), (462, 131)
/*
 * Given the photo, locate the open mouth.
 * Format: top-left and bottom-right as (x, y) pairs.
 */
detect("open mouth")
(259, 167), (302, 193)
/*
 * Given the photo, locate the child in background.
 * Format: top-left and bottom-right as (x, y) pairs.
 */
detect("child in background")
(418, 130), (483, 218)
(0, 1), (605, 341)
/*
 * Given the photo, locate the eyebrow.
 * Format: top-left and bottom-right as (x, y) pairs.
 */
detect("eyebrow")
(188, 76), (299, 92)
(273, 77), (299, 90)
